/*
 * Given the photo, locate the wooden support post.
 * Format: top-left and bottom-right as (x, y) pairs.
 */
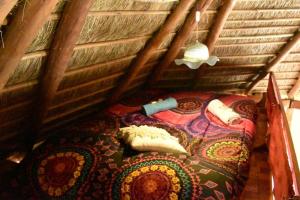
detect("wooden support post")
(0, 0), (59, 90)
(33, 0), (93, 135)
(108, 0), (196, 103)
(194, 0), (237, 85)
(0, 0), (17, 25)
(148, 0), (213, 87)
(246, 31), (300, 94)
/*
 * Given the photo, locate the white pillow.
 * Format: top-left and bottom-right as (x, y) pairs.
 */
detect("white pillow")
(119, 125), (187, 154)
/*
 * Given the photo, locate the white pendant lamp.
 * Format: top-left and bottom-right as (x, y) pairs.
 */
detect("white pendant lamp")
(175, 11), (219, 69)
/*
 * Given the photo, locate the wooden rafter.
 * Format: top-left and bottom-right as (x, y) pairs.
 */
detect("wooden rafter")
(246, 31), (300, 94)
(0, 0), (59, 90)
(148, 0), (214, 86)
(34, 0), (93, 133)
(108, 0), (196, 103)
(0, 0), (17, 25)
(194, 0), (237, 84)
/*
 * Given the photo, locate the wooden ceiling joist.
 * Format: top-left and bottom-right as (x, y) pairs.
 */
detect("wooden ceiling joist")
(108, 0), (196, 103)
(148, 0), (214, 86)
(194, 0), (237, 83)
(0, 0), (59, 90)
(246, 31), (300, 94)
(0, 0), (17, 25)
(34, 0), (93, 132)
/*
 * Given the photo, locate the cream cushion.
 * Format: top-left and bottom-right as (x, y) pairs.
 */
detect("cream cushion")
(119, 125), (187, 154)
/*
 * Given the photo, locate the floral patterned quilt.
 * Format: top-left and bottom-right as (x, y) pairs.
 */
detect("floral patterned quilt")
(1, 90), (257, 200)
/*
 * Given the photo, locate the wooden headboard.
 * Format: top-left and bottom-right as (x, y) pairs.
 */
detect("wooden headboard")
(266, 72), (300, 199)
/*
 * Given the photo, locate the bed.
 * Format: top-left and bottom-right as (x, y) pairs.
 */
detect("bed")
(1, 90), (257, 200)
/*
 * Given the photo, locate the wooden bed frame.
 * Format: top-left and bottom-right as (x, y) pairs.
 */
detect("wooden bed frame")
(266, 72), (300, 199)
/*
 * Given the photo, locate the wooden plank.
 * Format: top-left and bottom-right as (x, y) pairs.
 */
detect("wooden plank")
(34, 0), (93, 133)
(49, 86), (114, 110)
(269, 72), (300, 195)
(290, 100), (300, 109)
(148, 0), (213, 87)
(195, 0), (237, 83)
(44, 98), (105, 124)
(0, 0), (17, 25)
(246, 31), (300, 94)
(74, 35), (151, 50)
(88, 10), (171, 16)
(108, 0), (197, 103)
(288, 75), (300, 98)
(0, 0), (59, 90)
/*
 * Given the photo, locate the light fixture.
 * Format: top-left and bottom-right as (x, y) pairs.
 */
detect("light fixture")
(175, 11), (219, 69)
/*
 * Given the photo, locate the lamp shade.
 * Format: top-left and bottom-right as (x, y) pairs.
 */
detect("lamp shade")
(175, 41), (219, 69)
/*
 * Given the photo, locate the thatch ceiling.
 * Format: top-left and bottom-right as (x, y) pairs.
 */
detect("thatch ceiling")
(0, 0), (300, 158)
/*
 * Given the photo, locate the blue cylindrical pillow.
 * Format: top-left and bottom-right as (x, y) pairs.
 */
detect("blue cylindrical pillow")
(142, 97), (178, 116)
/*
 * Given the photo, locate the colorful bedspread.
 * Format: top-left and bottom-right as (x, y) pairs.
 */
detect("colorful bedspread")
(1, 90), (257, 200)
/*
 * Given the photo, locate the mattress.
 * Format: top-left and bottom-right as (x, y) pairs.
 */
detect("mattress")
(1, 90), (257, 200)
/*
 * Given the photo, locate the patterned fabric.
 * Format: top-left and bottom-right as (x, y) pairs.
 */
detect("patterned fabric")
(231, 99), (257, 121)
(110, 157), (200, 200)
(172, 97), (203, 114)
(1, 91), (256, 200)
(31, 146), (97, 199)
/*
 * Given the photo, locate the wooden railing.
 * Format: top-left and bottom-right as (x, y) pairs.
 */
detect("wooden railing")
(266, 72), (300, 199)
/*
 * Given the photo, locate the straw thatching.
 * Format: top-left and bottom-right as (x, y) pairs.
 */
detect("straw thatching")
(0, 0), (300, 159)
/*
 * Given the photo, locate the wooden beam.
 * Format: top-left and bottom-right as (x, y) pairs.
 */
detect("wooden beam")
(246, 31), (300, 94)
(108, 0), (197, 103)
(0, 0), (17, 25)
(148, 0), (213, 87)
(0, 0), (59, 90)
(288, 77), (300, 98)
(34, 0), (93, 133)
(195, 0), (237, 84)
(290, 100), (300, 109)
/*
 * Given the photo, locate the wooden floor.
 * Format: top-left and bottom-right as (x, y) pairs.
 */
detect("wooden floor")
(240, 101), (273, 200)
(240, 147), (272, 200)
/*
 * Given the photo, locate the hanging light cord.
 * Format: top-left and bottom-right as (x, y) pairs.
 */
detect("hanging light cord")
(0, 29), (4, 48)
(196, 11), (201, 42)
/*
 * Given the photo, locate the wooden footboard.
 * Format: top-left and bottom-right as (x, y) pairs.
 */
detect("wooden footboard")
(266, 72), (300, 199)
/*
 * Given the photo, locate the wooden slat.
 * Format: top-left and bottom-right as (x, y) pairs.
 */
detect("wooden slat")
(195, 0), (237, 84)
(44, 98), (105, 124)
(0, 0), (17, 25)
(88, 10), (171, 16)
(74, 35), (151, 50)
(290, 100), (300, 109)
(108, 0), (196, 103)
(50, 86), (113, 110)
(1, 80), (38, 93)
(148, 0), (213, 86)
(57, 72), (123, 94)
(288, 75), (300, 98)
(269, 72), (300, 196)
(246, 31), (300, 94)
(34, 0), (93, 133)
(0, 0), (59, 90)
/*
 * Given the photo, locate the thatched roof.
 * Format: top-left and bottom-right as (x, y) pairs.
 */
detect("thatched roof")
(0, 0), (300, 158)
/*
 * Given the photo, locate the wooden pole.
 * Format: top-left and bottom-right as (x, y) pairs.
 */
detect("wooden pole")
(0, 0), (17, 25)
(246, 31), (300, 94)
(0, 0), (59, 90)
(148, 0), (214, 86)
(108, 0), (196, 103)
(194, 0), (237, 84)
(33, 0), (93, 136)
